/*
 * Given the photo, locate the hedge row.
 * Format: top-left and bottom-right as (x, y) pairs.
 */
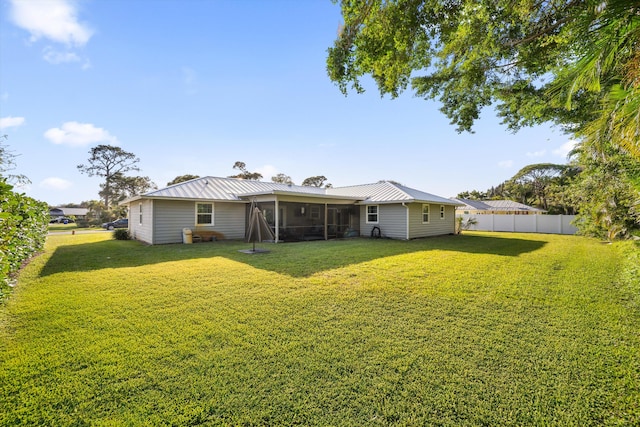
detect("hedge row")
(0, 179), (48, 298)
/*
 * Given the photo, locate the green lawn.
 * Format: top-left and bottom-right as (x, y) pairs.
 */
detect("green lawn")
(1, 232), (639, 426)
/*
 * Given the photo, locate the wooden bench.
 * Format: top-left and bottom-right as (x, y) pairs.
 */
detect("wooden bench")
(192, 230), (225, 242)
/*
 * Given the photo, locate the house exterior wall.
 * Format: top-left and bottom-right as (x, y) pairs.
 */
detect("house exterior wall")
(208, 202), (246, 240)
(408, 203), (456, 238)
(359, 204), (408, 239)
(358, 203), (456, 240)
(129, 199), (154, 244)
(149, 199), (246, 245)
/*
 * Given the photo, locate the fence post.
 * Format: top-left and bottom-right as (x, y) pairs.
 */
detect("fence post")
(559, 215), (563, 235)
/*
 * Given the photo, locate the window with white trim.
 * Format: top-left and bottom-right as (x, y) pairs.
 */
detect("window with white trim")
(139, 203), (143, 225)
(422, 204), (430, 223)
(440, 205), (445, 219)
(196, 203), (214, 225)
(366, 205), (379, 223)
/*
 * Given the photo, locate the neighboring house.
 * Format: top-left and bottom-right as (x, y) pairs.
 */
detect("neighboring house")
(120, 176), (461, 245)
(452, 199), (546, 215)
(49, 207), (89, 220)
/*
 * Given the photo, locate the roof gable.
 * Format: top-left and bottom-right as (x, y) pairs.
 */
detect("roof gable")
(329, 181), (458, 205)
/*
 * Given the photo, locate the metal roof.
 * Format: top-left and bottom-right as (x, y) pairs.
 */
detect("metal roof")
(49, 207), (89, 216)
(328, 182), (460, 205)
(123, 176), (457, 205)
(135, 176), (326, 201)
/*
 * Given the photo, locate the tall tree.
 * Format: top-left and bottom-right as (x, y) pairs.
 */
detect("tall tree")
(167, 174), (200, 186)
(509, 163), (567, 210)
(272, 173), (293, 185)
(327, 0), (640, 159)
(0, 135), (29, 185)
(77, 145), (140, 208)
(103, 173), (157, 205)
(567, 144), (640, 240)
(228, 161), (263, 180)
(328, 0), (640, 237)
(302, 175), (329, 187)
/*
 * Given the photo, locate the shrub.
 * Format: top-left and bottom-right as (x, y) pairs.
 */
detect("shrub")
(455, 216), (478, 234)
(113, 229), (131, 240)
(0, 179), (48, 298)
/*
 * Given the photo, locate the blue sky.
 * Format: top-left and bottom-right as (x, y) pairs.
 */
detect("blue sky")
(0, 0), (575, 206)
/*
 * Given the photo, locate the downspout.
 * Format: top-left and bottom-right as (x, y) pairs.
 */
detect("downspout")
(402, 202), (409, 240)
(324, 203), (328, 240)
(275, 197), (279, 243)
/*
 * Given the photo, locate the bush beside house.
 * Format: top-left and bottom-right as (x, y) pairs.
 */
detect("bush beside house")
(0, 179), (48, 299)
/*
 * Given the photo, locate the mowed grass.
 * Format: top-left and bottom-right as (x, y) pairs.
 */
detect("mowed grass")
(1, 232), (639, 426)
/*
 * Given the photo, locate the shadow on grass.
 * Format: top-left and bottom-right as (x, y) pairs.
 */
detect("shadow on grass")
(39, 233), (546, 278)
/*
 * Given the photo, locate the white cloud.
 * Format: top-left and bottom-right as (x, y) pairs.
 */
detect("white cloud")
(498, 160), (513, 169)
(0, 116), (26, 129)
(40, 177), (73, 190)
(10, 0), (93, 47)
(553, 139), (579, 159)
(256, 165), (279, 180)
(526, 149), (546, 158)
(42, 47), (91, 69)
(44, 122), (119, 147)
(43, 46), (80, 64)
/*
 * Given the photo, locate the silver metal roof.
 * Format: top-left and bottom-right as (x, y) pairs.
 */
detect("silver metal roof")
(137, 176), (326, 201)
(49, 207), (89, 216)
(123, 176), (457, 205)
(328, 182), (460, 205)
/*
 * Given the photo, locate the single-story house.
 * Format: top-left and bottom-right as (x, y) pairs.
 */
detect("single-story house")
(49, 207), (89, 220)
(120, 177), (462, 245)
(452, 198), (546, 215)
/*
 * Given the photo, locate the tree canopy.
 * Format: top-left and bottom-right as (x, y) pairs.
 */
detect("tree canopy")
(327, 0), (640, 159)
(228, 162), (263, 181)
(329, 0), (640, 239)
(0, 135), (29, 185)
(302, 176), (329, 187)
(272, 173), (294, 185)
(167, 174), (200, 186)
(104, 173), (157, 206)
(77, 145), (140, 209)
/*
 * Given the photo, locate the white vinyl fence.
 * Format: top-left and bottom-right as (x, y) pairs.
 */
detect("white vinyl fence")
(458, 214), (578, 235)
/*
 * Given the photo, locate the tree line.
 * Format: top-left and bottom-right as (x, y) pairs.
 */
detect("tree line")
(168, 161), (331, 187)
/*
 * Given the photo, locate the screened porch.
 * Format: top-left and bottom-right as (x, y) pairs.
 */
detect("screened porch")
(252, 201), (360, 242)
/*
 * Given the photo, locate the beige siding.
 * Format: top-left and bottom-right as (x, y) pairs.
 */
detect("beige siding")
(359, 204), (408, 239)
(408, 203), (456, 238)
(130, 199), (154, 244)
(153, 200), (246, 244)
(202, 202), (246, 240)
